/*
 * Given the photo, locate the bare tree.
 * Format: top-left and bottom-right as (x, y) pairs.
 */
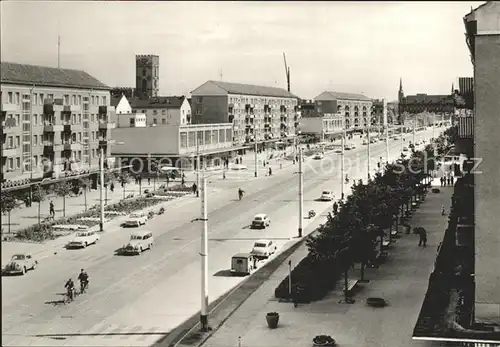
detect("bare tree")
(54, 181), (73, 217)
(31, 185), (46, 224)
(1, 192), (17, 234)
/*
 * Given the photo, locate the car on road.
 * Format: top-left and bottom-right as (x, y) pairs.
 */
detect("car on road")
(344, 144), (353, 150)
(362, 140), (368, 145)
(313, 153), (324, 160)
(250, 239), (277, 259)
(67, 231), (100, 248)
(231, 164), (248, 171)
(403, 147), (409, 152)
(251, 214), (271, 229)
(124, 212), (148, 227)
(349, 144), (356, 149)
(121, 230), (154, 255)
(320, 190), (334, 201)
(3, 254), (37, 275)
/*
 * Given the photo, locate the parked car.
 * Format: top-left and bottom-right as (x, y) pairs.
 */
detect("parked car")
(320, 190), (334, 201)
(250, 239), (277, 259)
(231, 164), (248, 171)
(124, 212), (148, 227)
(3, 254), (37, 275)
(313, 153), (324, 160)
(121, 230), (154, 255)
(67, 231), (100, 248)
(251, 214), (271, 229)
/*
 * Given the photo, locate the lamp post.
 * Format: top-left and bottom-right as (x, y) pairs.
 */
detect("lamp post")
(196, 132), (200, 197)
(99, 147), (104, 232)
(254, 118), (258, 178)
(367, 124), (371, 181)
(340, 117), (346, 200)
(298, 147), (303, 238)
(199, 170), (209, 331)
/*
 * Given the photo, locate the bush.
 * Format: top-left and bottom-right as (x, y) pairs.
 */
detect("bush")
(105, 197), (164, 214)
(15, 224), (56, 242)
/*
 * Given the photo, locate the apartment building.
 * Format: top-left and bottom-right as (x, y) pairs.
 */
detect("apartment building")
(190, 80), (300, 145)
(298, 99), (343, 138)
(1, 62), (115, 184)
(129, 96), (192, 126)
(314, 91), (373, 131)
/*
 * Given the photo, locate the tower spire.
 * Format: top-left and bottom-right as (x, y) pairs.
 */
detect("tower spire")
(399, 77), (403, 92)
(451, 83), (454, 94)
(57, 35), (60, 68)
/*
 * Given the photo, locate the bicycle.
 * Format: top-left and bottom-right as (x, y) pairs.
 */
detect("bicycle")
(65, 288), (76, 304)
(80, 280), (89, 294)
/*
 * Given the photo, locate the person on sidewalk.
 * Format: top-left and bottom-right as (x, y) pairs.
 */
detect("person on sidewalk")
(223, 171), (226, 180)
(110, 182), (114, 193)
(148, 177), (151, 185)
(268, 167), (272, 176)
(418, 228), (427, 247)
(192, 183), (197, 195)
(441, 205), (446, 216)
(49, 201), (55, 219)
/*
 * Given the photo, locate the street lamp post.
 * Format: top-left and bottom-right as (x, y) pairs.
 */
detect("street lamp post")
(254, 119), (258, 178)
(199, 170), (209, 331)
(367, 125), (371, 181)
(99, 147), (104, 232)
(341, 119), (346, 200)
(413, 116), (416, 145)
(298, 147), (303, 238)
(196, 133), (200, 197)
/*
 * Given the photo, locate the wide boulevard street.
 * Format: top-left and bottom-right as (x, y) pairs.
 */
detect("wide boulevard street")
(2, 130), (434, 346)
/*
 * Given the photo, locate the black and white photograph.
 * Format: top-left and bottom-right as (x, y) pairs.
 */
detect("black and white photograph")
(1, 1), (499, 347)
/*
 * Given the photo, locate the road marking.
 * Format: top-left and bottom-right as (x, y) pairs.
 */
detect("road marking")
(103, 324), (129, 339)
(136, 327), (162, 341)
(120, 325), (143, 340)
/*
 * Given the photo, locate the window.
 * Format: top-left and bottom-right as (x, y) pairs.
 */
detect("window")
(33, 94), (38, 105)
(153, 118), (157, 125)
(130, 118), (135, 127)
(78, 133), (82, 142)
(196, 108), (202, 116)
(16, 157), (21, 169)
(162, 118), (166, 124)
(8, 136), (13, 147)
(78, 114), (82, 124)
(8, 158), (13, 170)
(16, 136), (20, 147)
(102, 96), (107, 105)
(72, 114), (77, 124)
(8, 92), (13, 103)
(91, 114), (95, 122)
(34, 155), (38, 168)
(33, 135), (38, 146)
(15, 92), (20, 104)
(72, 133), (76, 142)
(91, 95), (95, 105)
(33, 114), (38, 125)
(64, 95), (69, 105)
(78, 95), (82, 105)
(39, 93), (44, 105)
(92, 132), (95, 141)
(196, 97), (203, 104)
(153, 110), (158, 115)
(161, 109), (166, 115)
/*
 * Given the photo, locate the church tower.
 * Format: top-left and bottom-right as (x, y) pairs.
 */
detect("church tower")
(398, 77), (405, 122)
(135, 54), (159, 99)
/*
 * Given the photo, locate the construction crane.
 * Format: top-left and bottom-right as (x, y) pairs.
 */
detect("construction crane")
(283, 53), (290, 92)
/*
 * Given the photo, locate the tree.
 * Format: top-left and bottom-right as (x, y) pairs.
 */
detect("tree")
(54, 181), (73, 217)
(1, 192), (17, 234)
(78, 177), (92, 211)
(31, 185), (46, 225)
(99, 171), (117, 205)
(118, 171), (131, 199)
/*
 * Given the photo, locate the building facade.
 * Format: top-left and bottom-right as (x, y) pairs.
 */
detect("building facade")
(128, 96), (191, 126)
(135, 55), (159, 99)
(1, 62), (115, 185)
(111, 123), (234, 171)
(112, 94), (132, 115)
(398, 78), (455, 115)
(314, 91), (373, 131)
(190, 81), (300, 145)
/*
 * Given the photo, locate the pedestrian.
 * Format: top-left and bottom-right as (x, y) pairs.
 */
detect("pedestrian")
(440, 177), (443, 187)
(49, 200), (55, 219)
(333, 201), (339, 215)
(447, 176), (451, 186)
(441, 205), (446, 216)
(223, 171), (226, 180)
(181, 176), (185, 187)
(148, 177), (151, 185)
(192, 182), (197, 195)
(110, 182), (114, 193)
(451, 176), (454, 185)
(268, 167), (272, 176)
(418, 228), (427, 247)
(240, 156), (243, 164)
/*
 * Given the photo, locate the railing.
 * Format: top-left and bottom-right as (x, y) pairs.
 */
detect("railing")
(458, 116), (474, 139)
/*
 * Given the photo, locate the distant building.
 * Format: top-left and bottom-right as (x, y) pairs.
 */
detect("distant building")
(398, 78), (454, 115)
(111, 94), (132, 114)
(128, 96), (191, 126)
(1, 61), (115, 186)
(298, 99), (343, 138)
(190, 80), (300, 146)
(110, 87), (136, 99)
(314, 91), (373, 131)
(135, 55), (159, 99)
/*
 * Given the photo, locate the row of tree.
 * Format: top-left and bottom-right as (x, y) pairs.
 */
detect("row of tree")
(1, 171), (134, 234)
(276, 143), (440, 301)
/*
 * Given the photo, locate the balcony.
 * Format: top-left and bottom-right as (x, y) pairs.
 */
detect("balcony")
(43, 123), (64, 132)
(99, 121), (115, 130)
(2, 146), (19, 157)
(98, 137), (110, 146)
(1, 103), (17, 112)
(63, 105), (81, 113)
(1, 120), (18, 134)
(63, 124), (72, 133)
(43, 102), (63, 115)
(458, 116), (474, 139)
(99, 105), (115, 115)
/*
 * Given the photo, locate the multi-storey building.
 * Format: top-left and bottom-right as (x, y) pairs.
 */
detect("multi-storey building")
(298, 99), (343, 139)
(135, 55), (159, 99)
(1, 62), (115, 185)
(190, 81), (300, 146)
(314, 91), (373, 131)
(371, 99), (390, 126)
(128, 96), (191, 126)
(398, 78), (455, 115)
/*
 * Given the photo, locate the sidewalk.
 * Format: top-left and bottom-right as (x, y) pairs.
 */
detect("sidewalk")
(195, 180), (454, 347)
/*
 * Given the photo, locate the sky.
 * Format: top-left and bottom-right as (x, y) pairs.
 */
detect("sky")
(1, 1), (483, 101)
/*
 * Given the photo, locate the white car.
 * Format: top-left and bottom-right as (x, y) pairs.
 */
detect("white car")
(124, 213), (148, 227)
(313, 153), (324, 160)
(67, 231), (100, 248)
(3, 254), (37, 275)
(251, 214), (271, 229)
(122, 230), (154, 255)
(250, 239), (277, 259)
(231, 164), (248, 171)
(320, 190), (334, 201)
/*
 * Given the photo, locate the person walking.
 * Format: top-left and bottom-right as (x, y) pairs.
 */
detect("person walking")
(418, 228), (427, 247)
(441, 205), (446, 216)
(268, 167), (272, 176)
(192, 182), (197, 195)
(49, 200), (55, 219)
(110, 182), (114, 193)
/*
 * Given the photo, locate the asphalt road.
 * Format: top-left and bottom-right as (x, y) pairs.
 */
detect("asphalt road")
(1, 130), (435, 347)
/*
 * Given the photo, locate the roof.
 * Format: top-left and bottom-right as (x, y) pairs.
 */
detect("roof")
(0, 62), (110, 90)
(404, 94), (453, 104)
(315, 91), (372, 102)
(232, 253), (252, 258)
(110, 96), (122, 107)
(194, 80), (298, 98)
(129, 96), (186, 109)
(464, 1), (490, 17)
